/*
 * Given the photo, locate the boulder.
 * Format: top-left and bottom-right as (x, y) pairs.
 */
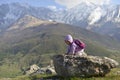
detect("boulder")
(53, 55), (119, 77)
(40, 65), (56, 74)
(25, 64), (56, 75)
(45, 67), (56, 74)
(26, 64), (40, 75)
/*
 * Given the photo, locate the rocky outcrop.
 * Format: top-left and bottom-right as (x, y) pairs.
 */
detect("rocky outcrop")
(53, 55), (119, 77)
(26, 64), (40, 75)
(40, 66), (56, 74)
(25, 64), (56, 75)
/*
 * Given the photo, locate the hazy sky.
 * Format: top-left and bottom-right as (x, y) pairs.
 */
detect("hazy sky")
(0, 0), (120, 9)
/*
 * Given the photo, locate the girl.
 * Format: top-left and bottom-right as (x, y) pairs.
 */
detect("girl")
(65, 34), (87, 56)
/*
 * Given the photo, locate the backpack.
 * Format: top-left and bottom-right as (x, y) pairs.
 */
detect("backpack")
(73, 39), (85, 49)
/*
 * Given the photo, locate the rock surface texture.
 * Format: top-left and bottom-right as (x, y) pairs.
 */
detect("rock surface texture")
(53, 55), (119, 77)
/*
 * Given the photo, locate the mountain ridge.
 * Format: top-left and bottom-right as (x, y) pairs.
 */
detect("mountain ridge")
(7, 15), (57, 31)
(0, 14), (120, 78)
(0, 3), (120, 40)
(1, 14), (120, 54)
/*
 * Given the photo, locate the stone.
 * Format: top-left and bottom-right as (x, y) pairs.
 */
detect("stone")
(40, 65), (56, 74)
(53, 54), (119, 77)
(26, 64), (56, 75)
(26, 64), (40, 75)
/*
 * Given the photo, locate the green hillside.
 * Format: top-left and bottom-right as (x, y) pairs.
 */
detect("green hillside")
(0, 15), (120, 78)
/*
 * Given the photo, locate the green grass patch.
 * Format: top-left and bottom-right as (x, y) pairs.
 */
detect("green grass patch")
(6, 68), (120, 80)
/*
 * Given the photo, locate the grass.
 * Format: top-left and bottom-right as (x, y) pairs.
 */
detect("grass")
(1, 68), (119, 80)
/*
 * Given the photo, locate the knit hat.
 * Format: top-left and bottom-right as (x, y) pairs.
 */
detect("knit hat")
(65, 34), (73, 43)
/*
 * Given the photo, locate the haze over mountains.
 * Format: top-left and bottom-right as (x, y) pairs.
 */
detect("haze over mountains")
(0, 2), (120, 40)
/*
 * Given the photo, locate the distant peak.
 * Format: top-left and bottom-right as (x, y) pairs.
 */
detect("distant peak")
(7, 15), (57, 31)
(84, 0), (94, 6)
(20, 15), (39, 20)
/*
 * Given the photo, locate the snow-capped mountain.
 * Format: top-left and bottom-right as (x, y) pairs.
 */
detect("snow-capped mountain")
(56, 3), (120, 30)
(59, 1), (97, 28)
(54, 3), (120, 40)
(0, 2), (120, 40)
(0, 3), (53, 32)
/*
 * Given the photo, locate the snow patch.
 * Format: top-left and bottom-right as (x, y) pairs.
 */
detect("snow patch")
(4, 4), (20, 20)
(4, 13), (17, 20)
(48, 6), (57, 11)
(88, 7), (102, 25)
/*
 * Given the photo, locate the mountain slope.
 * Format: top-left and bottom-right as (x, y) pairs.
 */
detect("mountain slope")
(0, 3), (53, 32)
(1, 3), (120, 41)
(0, 15), (120, 55)
(0, 15), (120, 78)
(0, 15), (120, 52)
(7, 15), (56, 31)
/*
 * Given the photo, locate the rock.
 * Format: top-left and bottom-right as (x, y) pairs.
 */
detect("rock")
(104, 57), (119, 68)
(53, 54), (119, 77)
(47, 67), (56, 74)
(40, 65), (56, 74)
(26, 64), (40, 75)
(26, 64), (56, 75)
(45, 67), (56, 74)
